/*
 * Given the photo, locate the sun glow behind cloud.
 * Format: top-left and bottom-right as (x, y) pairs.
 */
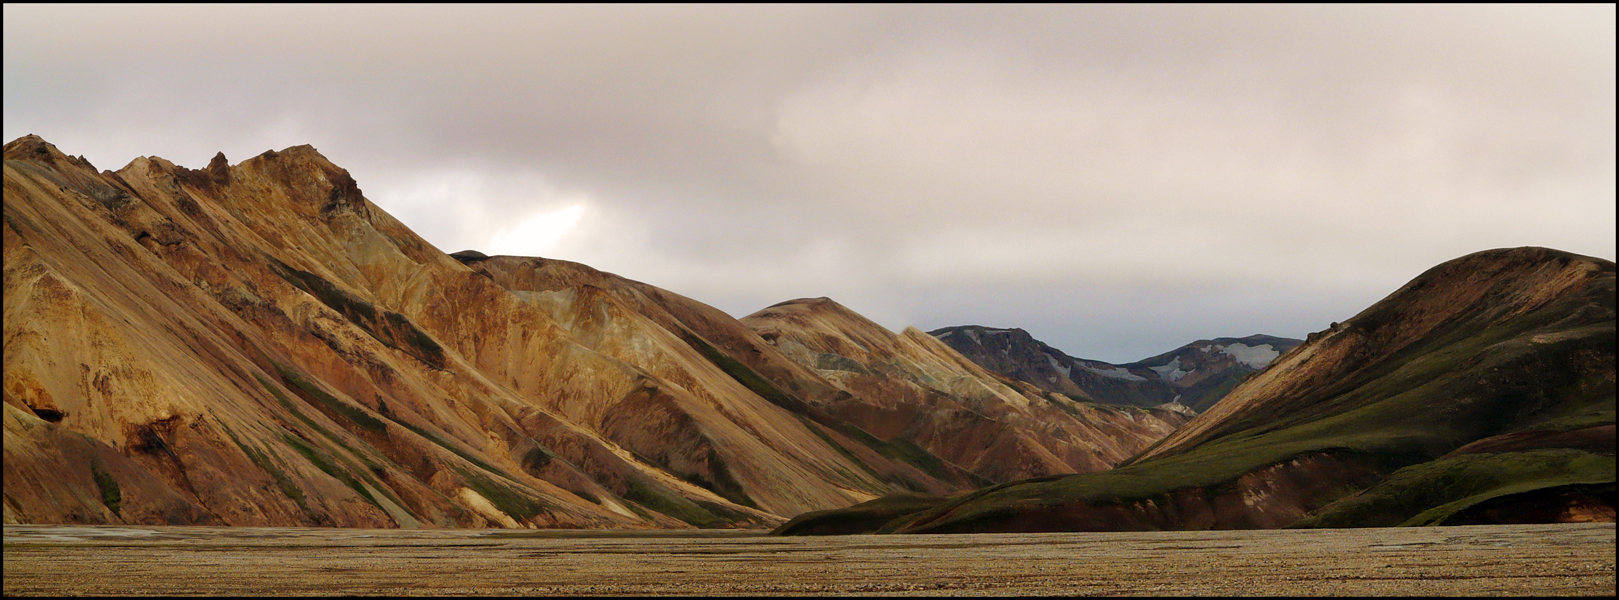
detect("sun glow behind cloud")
(486, 203), (587, 257)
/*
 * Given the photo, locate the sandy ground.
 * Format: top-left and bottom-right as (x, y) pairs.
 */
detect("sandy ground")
(3, 523), (1613, 596)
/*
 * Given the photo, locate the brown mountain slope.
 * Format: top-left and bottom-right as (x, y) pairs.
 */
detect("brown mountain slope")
(3, 135), (971, 528)
(741, 298), (1193, 484)
(775, 247), (1614, 534)
(4, 135), (757, 528)
(458, 254), (970, 496)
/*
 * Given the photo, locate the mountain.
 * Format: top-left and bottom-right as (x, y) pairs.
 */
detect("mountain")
(452, 254), (978, 496)
(931, 327), (1300, 411)
(2, 135), (1188, 528)
(775, 247), (1614, 534)
(741, 298), (1193, 484)
(1120, 335), (1303, 411)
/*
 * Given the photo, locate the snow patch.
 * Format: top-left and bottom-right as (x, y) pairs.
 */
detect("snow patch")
(1080, 363), (1146, 381)
(1222, 343), (1279, 368)
(1045, 354), (1072, 377)
(1149, 357), (1189, 382)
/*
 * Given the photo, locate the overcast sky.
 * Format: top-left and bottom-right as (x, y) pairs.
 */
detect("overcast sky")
(6, 5), (1614, 363)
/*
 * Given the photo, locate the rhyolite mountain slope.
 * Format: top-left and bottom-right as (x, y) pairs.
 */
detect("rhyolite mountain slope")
(4, 135), (771, 528)
(452, 253), (980, 495)
(931, 327), (1299, 411)
(456, 256), (1190, 487)
(741, 298), (1192, 484)
(775, 247), (1614, 534)
(3, 135), (1189, 528)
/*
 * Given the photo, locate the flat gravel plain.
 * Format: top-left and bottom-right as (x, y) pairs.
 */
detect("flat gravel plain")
(4, 523), (1613, 596)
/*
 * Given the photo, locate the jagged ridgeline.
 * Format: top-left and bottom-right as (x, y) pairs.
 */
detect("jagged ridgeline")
(775, 247), (1615, 534)
(930, 326), (1301, 412)
(3, 136), (1188, 528)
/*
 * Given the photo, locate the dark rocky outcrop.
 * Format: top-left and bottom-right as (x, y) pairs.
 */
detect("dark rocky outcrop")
(931, 326), (1299, 412)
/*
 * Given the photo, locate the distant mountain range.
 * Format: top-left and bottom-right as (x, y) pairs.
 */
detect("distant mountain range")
(930, 327), (1300, 412)
(776, 246), (1615, 534)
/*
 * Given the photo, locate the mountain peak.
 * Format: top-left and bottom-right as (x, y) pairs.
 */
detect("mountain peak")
(1324, 246), (1613, 347)
(207, 151), (229, 172)
(756, 296), (868, 322)
(3, 133), (51, 156)
(4, 134), (82, 168)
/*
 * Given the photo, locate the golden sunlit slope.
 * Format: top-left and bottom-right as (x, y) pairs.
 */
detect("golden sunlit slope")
(4, 134), (1203, 528)
(461, 255), (974, 496)
(3, 135), (884, 527)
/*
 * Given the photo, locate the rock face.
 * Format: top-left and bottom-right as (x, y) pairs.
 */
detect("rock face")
(930, 327), (1299, 412)
(741, 298), (1192, 484)
(776, 247), (1615, 534)
(2, 135), (1189, 528)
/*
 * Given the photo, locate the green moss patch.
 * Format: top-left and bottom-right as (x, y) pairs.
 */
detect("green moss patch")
(269, 258), (445, 368)
(89, 461), (121, 516)
(835, 424), (958, 485)
(249, 376), (407, 512)
(677, 329), (810, 414)
(223, 427), (315, 521)
(271, 364), (387, 435)
(269, 258), (376, 323)
(796, 415), (895, 492)
(456, 467), (551, 521)
(281, 434), (381, 510)
(390, 418), (501, 475)
(773, 493), (948, 536)
(621, 477), (747, 528)
(814, 352), (872, 375)
(380, 310), (446, 369)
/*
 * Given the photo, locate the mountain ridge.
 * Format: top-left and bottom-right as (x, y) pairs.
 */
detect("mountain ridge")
(929, 325), (1300, 411)
(775, 246), (1615, 534)
(3, 135), (1188, 528)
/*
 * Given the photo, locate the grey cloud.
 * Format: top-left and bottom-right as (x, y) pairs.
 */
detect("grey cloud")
(5, 5), (1612, 362)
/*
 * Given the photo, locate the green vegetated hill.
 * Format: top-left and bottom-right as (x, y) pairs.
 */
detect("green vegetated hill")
(775, 247), (1615, 534)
